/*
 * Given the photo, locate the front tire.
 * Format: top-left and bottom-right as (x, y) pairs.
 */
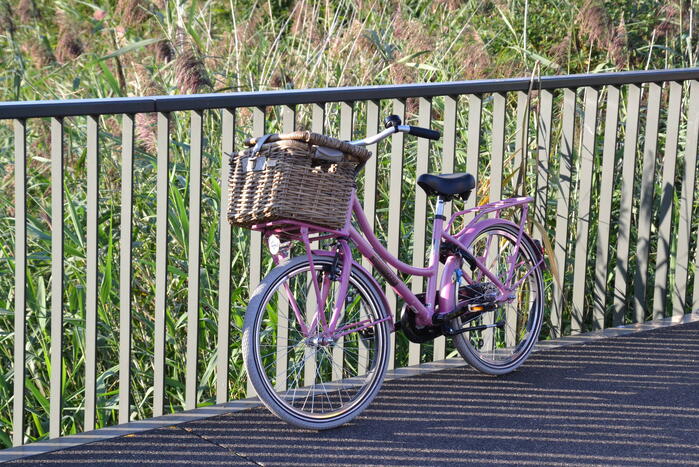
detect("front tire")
(243, 255), (391, 430)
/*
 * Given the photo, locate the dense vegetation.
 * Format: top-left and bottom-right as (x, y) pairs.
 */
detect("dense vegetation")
(0, 0), (696, 448)
(0, 0), (696, 101)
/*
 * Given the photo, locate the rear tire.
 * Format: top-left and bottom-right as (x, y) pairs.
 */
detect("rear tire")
(451, 222), (544, 375)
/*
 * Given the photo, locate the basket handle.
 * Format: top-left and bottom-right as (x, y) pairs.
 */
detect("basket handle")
(246, 131), (372, 163)
(250, 133), (273, 156)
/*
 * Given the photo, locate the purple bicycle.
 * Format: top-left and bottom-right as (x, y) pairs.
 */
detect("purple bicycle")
(241, 115), (546, 429)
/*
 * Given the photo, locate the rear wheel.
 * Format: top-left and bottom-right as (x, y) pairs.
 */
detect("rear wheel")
(243, 255), (391, 430)
(451, 222), (544, 375)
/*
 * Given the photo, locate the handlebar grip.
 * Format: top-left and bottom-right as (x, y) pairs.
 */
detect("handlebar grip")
(407, 126), (441, 141)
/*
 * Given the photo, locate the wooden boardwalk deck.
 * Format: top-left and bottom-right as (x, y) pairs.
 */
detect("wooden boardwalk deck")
(4, 315), (699, 466)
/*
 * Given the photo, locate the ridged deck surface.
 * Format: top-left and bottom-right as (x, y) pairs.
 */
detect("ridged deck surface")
(7, 320), (699, 466)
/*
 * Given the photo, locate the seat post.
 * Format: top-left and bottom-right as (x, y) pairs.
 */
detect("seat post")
(427, 196), (448, 304)
(435, 196), (446, 218)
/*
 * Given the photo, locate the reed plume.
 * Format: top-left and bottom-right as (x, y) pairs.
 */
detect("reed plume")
(431, 0), (461, 12)
(116, 0), (151, 28)
(550, 35), (571, 67)
(610, 16), (628, 68)
(152, 39), (175, 63)
(577, 0), (613, 47)
(55, 25), (84, 63)
(17, 0), (40, 22)
(0, 1), (15, 34)
(654, 1), (680, 38)
(269, 70), (293, 89)
(460, 30), (491, 80)
(22, 37), (55, 68)
(135, 74), (163, 152)
(93, 9), (107, 21)
(174, 27), (211, 94)
(392, 15), (435, 54)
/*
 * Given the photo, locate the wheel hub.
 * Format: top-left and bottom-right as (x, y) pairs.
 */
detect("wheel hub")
(306, 336), (335, 347)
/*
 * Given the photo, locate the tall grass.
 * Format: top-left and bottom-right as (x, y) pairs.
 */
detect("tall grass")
(0, 0), (697, 448)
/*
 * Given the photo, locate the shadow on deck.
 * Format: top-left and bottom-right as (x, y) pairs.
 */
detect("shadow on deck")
(6, 318), (699, 466)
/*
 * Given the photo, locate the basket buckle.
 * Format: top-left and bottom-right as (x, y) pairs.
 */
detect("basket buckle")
(243, 134), (277, 172)
(243, 156), (277, 172)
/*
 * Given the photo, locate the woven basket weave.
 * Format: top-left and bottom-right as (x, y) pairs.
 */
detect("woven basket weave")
(227, 131), (371, 230)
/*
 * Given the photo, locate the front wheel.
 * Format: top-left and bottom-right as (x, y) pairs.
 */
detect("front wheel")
(243, 255), (391, 430)
(451, 222), (545, 375)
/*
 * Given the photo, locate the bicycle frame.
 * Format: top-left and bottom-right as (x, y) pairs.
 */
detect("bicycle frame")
(254, 189), (543, 337)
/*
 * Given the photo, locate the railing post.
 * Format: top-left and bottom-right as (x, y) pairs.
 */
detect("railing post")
(361, 101), (379, 280)
(514, 91), (531, 195)
(216, 108), (235, 404)
(13, 118), (27, 446)
(328, 101), (355, 381)
(153, 111), (170, 417)
(85, 115), (100, 431)
(282, 104), (296, 133)
(571, 87), (599, 334)
(465, 94), (481, 210)
(279, 104), (296, 389)
(613, 84), (642, 326)
(484, 92), (507, 348)
(49, 116), (64, 439)
(247, 106), (266, 396)
(592, 86), (620, 330)
(652, 81), (682, 319)
(534, 89), (553, 232)
(119, 114), (135, 423)
(436, 94), (460, 362)
(185, 110), (204, 411)
(387, 98), (406, 370)
(674, 80), (699, 315)
(552, 88), (576, 338)
(634, 83), (662, 323)
(249, 106), (266, 294)
(410, 97), (432, 366)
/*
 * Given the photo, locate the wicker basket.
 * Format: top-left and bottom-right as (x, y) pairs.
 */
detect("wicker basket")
(227, 131), (371, 230)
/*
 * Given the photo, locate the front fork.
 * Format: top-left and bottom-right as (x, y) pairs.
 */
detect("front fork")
(269, 230), (376, 339)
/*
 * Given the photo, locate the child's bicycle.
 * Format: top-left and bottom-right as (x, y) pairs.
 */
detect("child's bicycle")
(231, 115), (546, 430)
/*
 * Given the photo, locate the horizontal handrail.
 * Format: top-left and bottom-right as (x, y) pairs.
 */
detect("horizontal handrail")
(1, 67), (698, 119)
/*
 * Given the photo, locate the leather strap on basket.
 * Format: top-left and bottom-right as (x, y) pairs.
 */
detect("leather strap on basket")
(249, 133), (273, 157)
(245, 131), (371, 163)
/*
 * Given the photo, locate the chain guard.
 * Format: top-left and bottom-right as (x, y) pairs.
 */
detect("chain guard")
(398, 293), (443, 344)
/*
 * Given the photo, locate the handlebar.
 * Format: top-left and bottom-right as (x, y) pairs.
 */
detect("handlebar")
(348, 117), (441, 146)
(405, 125), (441, 140)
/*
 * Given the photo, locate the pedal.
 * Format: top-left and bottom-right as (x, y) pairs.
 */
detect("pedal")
(432, 301), (496, 324)
(432, 282), (498, 325)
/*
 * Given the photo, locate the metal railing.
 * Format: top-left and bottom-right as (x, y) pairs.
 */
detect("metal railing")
(1, 67), (698, 447)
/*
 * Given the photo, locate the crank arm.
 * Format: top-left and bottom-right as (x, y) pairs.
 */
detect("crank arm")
(442, 319), (505, 336)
